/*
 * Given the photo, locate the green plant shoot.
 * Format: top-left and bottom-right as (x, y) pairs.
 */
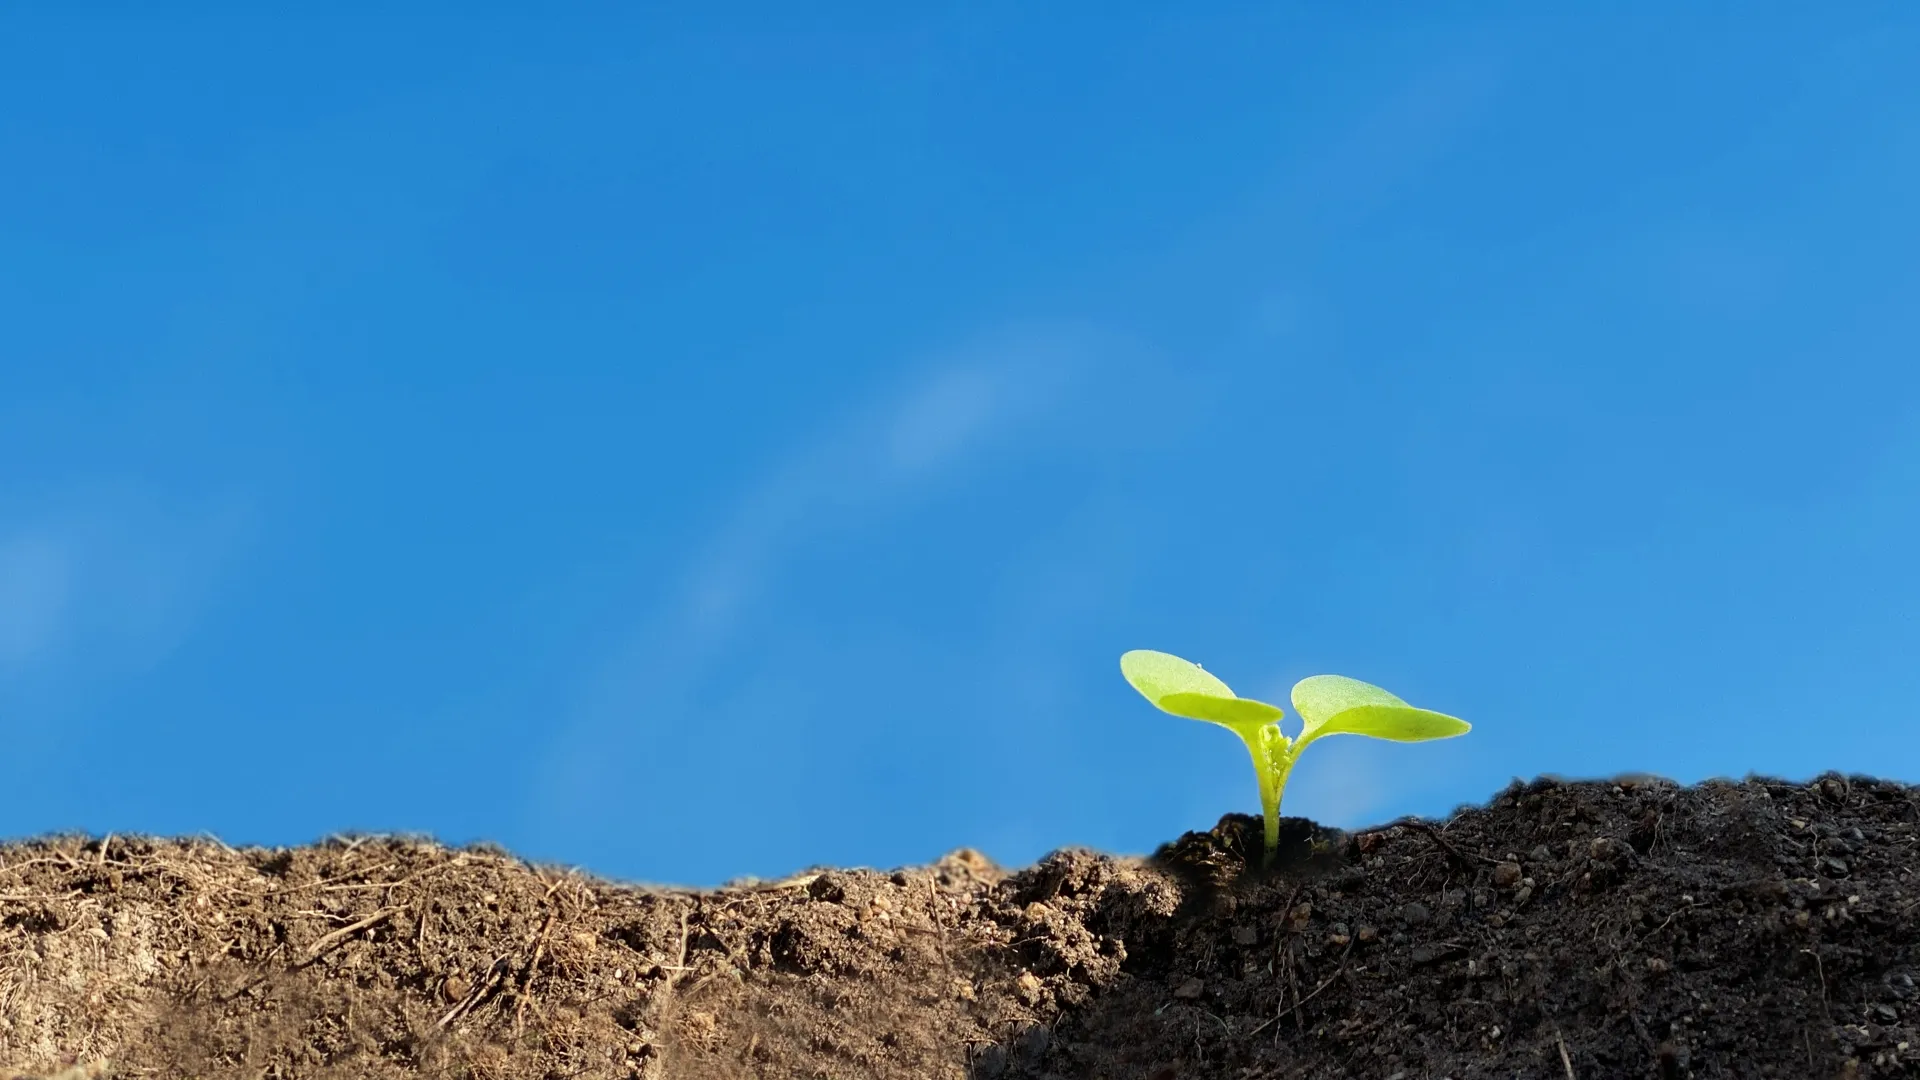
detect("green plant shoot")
(1119, 649), (1470, 862)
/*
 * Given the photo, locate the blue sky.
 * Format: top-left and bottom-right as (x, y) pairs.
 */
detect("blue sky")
(3, 10), (1918, 888)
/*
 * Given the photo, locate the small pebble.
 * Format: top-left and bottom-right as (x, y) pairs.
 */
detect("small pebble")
(1173, 977), (1204, 1000)
(1400, 902), (1431, 926)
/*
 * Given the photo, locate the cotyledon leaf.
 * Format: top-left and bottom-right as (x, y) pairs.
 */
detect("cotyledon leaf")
(1120, 649), (1236, 702)
(1121, 650), (1283, 728)
(1158, 692), (1284, 727)
(1291, 674), (1470, 745)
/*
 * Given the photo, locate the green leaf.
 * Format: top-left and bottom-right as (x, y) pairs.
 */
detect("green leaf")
(1298, 703), (1470, 742)
(1120, 649), (1236, 701)
(1158, 692), (1285, 726)
(1291, 674), (1411, 726)
(1292, 674), (1470, 745)
(1120, 650), (1283, 728)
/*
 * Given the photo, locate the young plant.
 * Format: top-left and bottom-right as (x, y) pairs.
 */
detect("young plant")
(1119, 649), (1470, 863)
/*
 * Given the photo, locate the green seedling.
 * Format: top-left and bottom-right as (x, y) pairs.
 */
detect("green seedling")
(1120, 649), (1470, 863)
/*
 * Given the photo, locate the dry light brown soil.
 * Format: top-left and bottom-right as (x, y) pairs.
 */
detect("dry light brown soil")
(3, 772), (1919, 1079)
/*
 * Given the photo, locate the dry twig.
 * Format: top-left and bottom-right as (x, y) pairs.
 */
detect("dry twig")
(436, 954), (512, 1031)
(1399, 818), (1501, 867)
(295, 907), (398, 968)
(1249, 938), (1354, 1036)
(513, 911), (559, 1037)
(1553, 1021), (1575, 1078)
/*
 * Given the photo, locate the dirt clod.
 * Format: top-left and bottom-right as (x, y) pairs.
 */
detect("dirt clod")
(3, 772), (1920, 1077)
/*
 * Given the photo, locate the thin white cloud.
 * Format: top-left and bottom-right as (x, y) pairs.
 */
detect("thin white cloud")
(0, 533), (72, 675)
(529, 326), (1106, 828)
(885, 366), (1010, 473)
(0, 494), (252, 689)
(663, 326), (1091, 661)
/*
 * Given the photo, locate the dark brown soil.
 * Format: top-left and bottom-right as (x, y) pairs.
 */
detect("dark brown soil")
(4, 772), (1919, 1079)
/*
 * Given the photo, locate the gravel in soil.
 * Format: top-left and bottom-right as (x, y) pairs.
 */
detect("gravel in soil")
(2, 772), (1918, 1078)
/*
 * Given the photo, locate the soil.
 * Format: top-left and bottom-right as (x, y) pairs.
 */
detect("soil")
(3, 772), (1919, 1079)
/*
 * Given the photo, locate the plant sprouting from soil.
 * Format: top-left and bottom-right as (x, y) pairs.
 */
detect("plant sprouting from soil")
(1120, 649), (1470, 862)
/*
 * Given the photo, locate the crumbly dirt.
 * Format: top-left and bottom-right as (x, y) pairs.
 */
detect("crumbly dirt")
(3, 772), (1918, 1079)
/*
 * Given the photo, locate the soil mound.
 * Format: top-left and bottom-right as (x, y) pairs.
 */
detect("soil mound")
(1, 772), (1916, 1078)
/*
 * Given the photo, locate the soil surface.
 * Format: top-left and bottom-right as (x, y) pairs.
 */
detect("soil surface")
(4, 772), (1919, 1079)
